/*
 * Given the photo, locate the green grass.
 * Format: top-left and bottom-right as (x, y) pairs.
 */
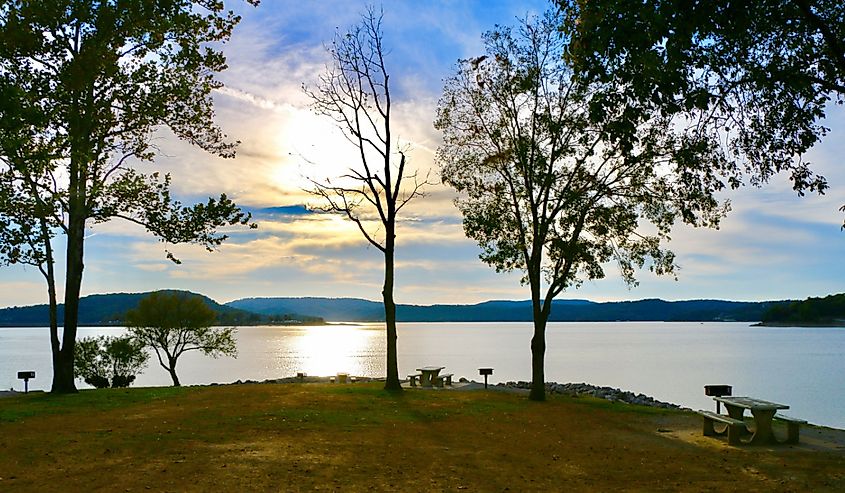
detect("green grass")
(0, 385), (188, 422)
(245, 384), (525, 427)
(0, 383), (666, 425)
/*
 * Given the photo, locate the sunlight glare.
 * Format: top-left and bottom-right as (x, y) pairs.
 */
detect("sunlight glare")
(292, 324), (383, 376)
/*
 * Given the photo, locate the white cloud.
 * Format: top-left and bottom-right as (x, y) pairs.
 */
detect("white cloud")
(3, 0), (844, 309)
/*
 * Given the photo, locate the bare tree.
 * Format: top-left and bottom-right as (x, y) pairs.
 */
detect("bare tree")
(303, 7), (428, 391)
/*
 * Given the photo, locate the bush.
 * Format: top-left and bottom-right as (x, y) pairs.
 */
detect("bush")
(74, 335), (149, 388)
(84, 374), (111, 389)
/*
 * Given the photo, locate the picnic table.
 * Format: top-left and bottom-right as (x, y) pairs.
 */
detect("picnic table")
(713, 396), (789, 445)
(416, 366), (445, 387)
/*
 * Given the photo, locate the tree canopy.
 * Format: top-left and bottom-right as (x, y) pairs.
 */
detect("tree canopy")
(0, 0), (257, 392)
(561, 0), (845, 225)
(436, 9), (726, 400)
(126, 291), (237, 387)
(762, 293), (845, 325)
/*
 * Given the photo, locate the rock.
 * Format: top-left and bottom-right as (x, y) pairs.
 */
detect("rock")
(494, 380), (682, 410)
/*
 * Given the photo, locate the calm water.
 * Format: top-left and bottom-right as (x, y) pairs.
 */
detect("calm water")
(1, 322), (843, 429)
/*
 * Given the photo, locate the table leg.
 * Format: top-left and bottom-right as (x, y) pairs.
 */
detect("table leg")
(724, 404), (753, 437)
(749, 409), (778, 445)
(421, 372), (432, 387)
(724, 403), (743, 420)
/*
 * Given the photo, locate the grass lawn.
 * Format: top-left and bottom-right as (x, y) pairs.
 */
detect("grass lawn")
(1, 383), (843, 491)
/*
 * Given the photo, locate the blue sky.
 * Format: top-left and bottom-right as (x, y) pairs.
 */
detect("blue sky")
(1, 0), (844, 308)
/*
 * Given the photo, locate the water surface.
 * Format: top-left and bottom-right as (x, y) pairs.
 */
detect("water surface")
(1, 322), (842, 429)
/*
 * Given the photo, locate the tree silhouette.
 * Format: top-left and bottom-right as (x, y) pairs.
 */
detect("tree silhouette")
(74, 335), (149, 389)
(126, 292), (237, 387)
(303, 7), (429, 391)
(561, 0), (845, 227)
(0, 1), (257, 393)
(437, 10), (726, 400)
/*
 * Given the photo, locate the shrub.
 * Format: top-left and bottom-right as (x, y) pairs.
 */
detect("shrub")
(74, 335), (149, 388)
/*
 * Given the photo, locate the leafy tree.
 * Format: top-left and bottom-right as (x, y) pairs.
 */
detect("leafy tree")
(126, 292), (237, 387)
(560, 0), (845, 226)
(303, 7), (429, 391)
(436, 10), (725, 400)
(0, 1), (257, 393)
(74, 334), (149, 389)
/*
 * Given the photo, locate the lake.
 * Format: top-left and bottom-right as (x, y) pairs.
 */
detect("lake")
(1, 322), (843, 429)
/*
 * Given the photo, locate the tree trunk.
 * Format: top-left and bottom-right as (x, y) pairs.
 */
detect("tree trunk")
(41, 222), (61, 392)
(382, 227), (402, 391)
(529, 315), (548, 401)
(52, 77), (88, 394)
(46, 268), (61, 392)
(52, 211), (85, 394)
(168, 357), (181, 386)
(528, 264), (547, 401)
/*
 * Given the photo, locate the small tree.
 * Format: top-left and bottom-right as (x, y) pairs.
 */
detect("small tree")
(74, 335), (149, 389)
(126, 292), (237, 387)
(436, 11), (726, 401)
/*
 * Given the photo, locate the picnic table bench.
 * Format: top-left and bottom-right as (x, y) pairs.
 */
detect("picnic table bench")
(407, 373), (422, 387)
(696, 410), (746, 445)
(775, 414), (808, 444)
(433, 373), (453, 387)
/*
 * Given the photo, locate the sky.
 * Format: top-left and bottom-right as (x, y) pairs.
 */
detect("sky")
(2, 0), (844, 308)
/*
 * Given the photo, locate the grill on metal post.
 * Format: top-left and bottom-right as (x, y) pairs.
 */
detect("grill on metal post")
(478, 368), (493, 389)
(704, 384), (732, 413)
(17, 371), (35, 393)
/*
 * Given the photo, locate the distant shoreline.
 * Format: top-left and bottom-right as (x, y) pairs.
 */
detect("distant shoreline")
(753, 321), (845, 328)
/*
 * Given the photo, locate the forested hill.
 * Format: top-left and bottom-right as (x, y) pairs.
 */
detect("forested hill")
(1, 292), (793, 326)
(0, 291), (323, 327)
(760, 293), (845, 326)
(228, 297), (779, 323)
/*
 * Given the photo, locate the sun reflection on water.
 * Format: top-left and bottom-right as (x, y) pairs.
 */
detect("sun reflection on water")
(291, 324), (384, 376)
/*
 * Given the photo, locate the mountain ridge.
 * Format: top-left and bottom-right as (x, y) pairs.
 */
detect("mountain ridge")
(0, 291), (323, 327)
(0, 291), (793, 326)
(227, 296), (783, 323)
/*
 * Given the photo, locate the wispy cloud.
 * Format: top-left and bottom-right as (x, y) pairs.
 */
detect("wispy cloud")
(2, 0), (843, 309)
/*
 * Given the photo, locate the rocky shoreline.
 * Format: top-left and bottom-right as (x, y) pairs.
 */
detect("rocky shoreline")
(494, 381), (688, 410)
(219, 375), (382, 385)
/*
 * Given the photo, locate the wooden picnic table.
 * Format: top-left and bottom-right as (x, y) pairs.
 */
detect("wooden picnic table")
(714, 396), (789, 445)
(416, 366), (445, 387)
